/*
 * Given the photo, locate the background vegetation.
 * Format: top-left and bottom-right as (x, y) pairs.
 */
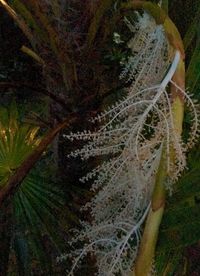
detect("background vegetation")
(0, 0), (200, 275)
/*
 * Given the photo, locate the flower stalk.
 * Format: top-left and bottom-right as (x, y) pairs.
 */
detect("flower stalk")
(121, 2), (186, 275)
(61, 3), (193, 273)
(134, 60), (185, 276)
(134, 58), (185, 276)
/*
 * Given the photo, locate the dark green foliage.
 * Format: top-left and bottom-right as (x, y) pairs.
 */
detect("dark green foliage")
(0, 105), (76, 275)
(187, 41), (200, 98)
(155, 1), (200, 274)
(11, 171), (71, 275)
(0, 0), (200, 275)
(156, 145), (200, 274)
(0, 102), (41, 188)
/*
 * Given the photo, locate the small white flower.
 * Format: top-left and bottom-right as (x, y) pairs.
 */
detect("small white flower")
(64, 12), (199, 276)
(113, 32), (124, 44)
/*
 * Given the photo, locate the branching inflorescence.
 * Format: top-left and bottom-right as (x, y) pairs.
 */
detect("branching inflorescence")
(62, 12), (199, 275)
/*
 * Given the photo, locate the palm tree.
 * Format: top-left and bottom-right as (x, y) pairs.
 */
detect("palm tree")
(0, 0), (200, 275)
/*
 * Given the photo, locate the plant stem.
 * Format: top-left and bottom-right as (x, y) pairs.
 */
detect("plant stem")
(21, 45), (45, 65)
(0, 0), (34, 44)
(120, 2), (186, 275)
(134, 148), (166, 275)
(121, 1), (185, 58)
(161, 0), (168, 13)
(134, 57), (185, 275)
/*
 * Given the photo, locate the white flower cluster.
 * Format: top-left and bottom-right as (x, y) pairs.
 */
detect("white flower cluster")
(120, 13), (170, 89)
(62, 12), (199, 276)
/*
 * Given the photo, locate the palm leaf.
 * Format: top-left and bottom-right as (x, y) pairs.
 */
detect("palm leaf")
(0, 102), (40, 188)
(0, 104), (75, 274)
(155, 144), (200, 274)
(186, 41), (200, 95)
(155, 1), (200, 273)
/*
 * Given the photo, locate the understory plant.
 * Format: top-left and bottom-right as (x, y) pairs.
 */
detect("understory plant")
(0, 103), (72, 274)
(62, 2), (199, 276)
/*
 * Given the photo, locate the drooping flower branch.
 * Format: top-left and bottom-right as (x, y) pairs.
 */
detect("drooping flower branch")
(63, 4), (199, 275)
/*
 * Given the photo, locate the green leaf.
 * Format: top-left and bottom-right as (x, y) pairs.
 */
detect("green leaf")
(186, 40), (200, 94)
(156, 145), (200, 274)
(183, 5), (200, 51)
(0, 104), (73, 274)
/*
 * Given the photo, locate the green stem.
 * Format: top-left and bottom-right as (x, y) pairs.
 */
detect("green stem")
(120, 2), (186, 275)
(134, 58), (185, 275)
(161, 0), (168, 13)
(134, 64), (185, 275)
(21, 45), (44, 65)
(135, 148), (167, 276)
(121, 1), (185, 58)
(0, 0), (34, 44)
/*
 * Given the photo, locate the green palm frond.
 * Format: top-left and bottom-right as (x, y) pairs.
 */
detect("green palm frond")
(12, 171), (70, 274)
(0, 101), (40, 188)
(0, 104), (75, 275)
(156, 144), (200, 275)
(186, 41), (200, 96)
(155, 1), (200, 273)
(184, 1), (200, 97)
